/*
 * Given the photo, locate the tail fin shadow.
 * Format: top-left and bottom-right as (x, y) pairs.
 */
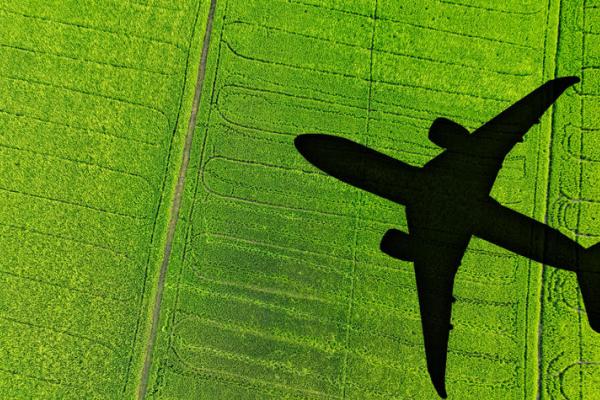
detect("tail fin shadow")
(580, 242), (600, 333)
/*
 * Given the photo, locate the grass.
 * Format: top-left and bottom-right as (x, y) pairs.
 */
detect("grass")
(2, 0), (600, 399)
(0, 0), (210, 398)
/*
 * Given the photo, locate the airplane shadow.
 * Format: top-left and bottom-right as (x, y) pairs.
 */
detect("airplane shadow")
(294, 76), (600, 398)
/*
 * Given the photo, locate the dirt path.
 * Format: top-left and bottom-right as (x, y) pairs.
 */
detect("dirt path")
(137, 1), (218, 397)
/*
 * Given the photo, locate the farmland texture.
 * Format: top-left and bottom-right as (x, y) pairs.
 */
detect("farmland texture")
(4, 0), (600, 399)
(0, 0), (211, 398)
(145, 0), (600, 399)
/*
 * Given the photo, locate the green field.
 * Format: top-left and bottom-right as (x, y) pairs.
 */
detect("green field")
(0, 0), (211, 397)
(2, 0), (600, 399)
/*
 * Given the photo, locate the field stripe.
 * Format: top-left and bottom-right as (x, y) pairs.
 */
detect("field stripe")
(136, 0), (218, 398)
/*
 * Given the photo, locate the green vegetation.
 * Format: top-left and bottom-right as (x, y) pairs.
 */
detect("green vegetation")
(0, 0), (210, 398)
(147, 0), (600, 399)
(540, 2), (600, 399)
(2, 0), (600, 399)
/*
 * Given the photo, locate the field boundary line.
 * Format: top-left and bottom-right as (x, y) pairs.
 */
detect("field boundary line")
(136, 0), (218, 397)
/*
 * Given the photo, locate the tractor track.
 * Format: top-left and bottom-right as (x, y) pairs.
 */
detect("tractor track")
(136, 0), (218, 397)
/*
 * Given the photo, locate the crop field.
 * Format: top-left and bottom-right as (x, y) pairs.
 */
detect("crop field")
(0, 0), (211, 398)
(3, 0), (600, 399)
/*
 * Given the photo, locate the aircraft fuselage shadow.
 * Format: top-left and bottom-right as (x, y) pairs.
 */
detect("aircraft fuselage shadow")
(294, 77), (600, 399)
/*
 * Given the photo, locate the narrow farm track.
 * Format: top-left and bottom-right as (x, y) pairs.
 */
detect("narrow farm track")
(136, 0), (218, 398)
